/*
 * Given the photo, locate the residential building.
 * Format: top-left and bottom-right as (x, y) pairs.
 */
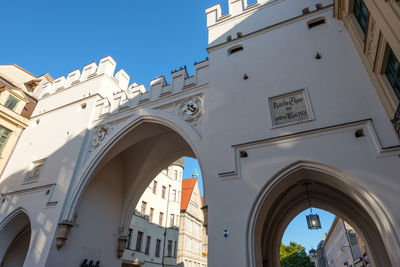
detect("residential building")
(323, 217), (367, 267)
(177, 177), (207, 267)
(0, 65), (51, 174)
(310, 240), (327, 267)
(123, 159), (184, 267)
(333, 0), (400, 135)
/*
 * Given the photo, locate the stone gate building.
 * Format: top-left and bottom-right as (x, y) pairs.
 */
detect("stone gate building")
(0, 0), (400, 266)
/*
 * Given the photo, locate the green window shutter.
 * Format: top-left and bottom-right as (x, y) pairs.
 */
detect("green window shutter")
(0, 126), (11, 154)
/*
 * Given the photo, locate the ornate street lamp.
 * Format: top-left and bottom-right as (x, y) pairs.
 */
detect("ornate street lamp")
(303, 181), (322, 230)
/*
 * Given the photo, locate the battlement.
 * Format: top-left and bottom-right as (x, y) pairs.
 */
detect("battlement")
(36, 56), (128, 99)
(206, 0), (333, 46)
(206, 0), (269, 27)
(94, 58), (209, 119)
(32, 56), (209, 119)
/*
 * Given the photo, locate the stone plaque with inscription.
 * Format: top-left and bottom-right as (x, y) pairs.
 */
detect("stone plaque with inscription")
(269, 90), (310, 126)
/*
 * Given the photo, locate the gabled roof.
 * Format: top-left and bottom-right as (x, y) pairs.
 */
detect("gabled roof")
(180, 178), (197, 211)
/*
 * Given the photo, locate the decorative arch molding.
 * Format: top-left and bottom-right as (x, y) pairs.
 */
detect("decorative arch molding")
(246, 160), (400, 267)
(0, 207), (32, 265)
(60, 108), (205, 232)
(0, 207), (30, 231)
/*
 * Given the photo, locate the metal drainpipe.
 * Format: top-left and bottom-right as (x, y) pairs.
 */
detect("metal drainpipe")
(161, 184), (171, 267)
(343, 220), (356, 264)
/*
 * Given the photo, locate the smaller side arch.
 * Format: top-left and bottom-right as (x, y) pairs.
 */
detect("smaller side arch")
(246, 160), (400, 267)
(0, 208), (32, 267)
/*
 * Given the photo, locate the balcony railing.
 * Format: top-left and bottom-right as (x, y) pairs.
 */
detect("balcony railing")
(392, 104), (400, 137)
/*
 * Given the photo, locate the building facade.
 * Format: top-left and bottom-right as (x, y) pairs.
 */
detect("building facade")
(0, 65), (51, 175)
(322, 217), (369, 267)
(122, 160), (184, 267)
(0, 0), (400, 266)
(177, 178), (208, 267)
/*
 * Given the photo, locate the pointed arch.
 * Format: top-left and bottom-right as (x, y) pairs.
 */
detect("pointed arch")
(246, 160), (400, 267)
(0, 208), (32, 267)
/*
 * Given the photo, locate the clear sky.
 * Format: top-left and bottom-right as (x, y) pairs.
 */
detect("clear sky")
(182, 157), (204, 196)
(1, 0), (230, 87)
(4, 0), (334, 255)
(282, 208), (336, 253)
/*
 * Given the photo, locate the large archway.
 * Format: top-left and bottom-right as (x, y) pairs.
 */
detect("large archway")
(248, 161), (398, 267)
(0, 209), (31, 267)
(47, 121), (206, 266)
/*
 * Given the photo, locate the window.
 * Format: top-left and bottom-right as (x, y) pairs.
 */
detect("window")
(186, 237), (192, 251)
(4, 95), (19, 111)
(155, 239), (161, 257)
(26, 159), (45, 182)
(179, 171), (182, 181)
(145, 236), (151, 255)
(162, 186), (166, 199)
(126, 229), (132, 249)
(353, 0), (369, 36)
(153, 181), (157, 194)
(186, 218), (192, 232)
(385, 47), (400, 100)
(174, 241), (177, 257)
(167, 240), (173, 257)
(174, 170), (178, 180)
(170, 214), (175, 227)
(194, 241), (200, 254)
(159, 212), (164, 226)
(0, 126), (11, 155)
(141, 201), (147, 216)
(194, 223), (200, 237)
(136, 231), (143, 251)
(172, 190), (176, 201)
(149, 208), (154, 223)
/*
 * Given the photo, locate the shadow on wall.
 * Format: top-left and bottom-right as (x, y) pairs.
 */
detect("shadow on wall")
(0, 116), (199, 267)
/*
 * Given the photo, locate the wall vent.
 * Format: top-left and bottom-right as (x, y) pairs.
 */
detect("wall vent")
(228, 45), (244, 55)
(307, 17), (326, 29)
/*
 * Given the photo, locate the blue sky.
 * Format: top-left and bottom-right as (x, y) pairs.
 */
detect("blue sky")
(3, 0), (335, 254)
(1, 0), (230, 86)
(282, 208), (336, 253)
(182, 157), (204, 196)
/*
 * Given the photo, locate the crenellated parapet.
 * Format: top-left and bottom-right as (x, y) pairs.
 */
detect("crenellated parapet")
(94, 59), (209, 119)
(33, 55), (209, 119)
(35, 56), (128, 99)
(206, 0), (333, 46)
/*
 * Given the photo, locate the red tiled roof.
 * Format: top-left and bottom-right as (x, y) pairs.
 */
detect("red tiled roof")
(180, 178), (197, 211)
(201, 196), (204, 206)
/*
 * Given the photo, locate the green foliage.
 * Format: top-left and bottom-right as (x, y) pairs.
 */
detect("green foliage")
(280, 242), (315, 267)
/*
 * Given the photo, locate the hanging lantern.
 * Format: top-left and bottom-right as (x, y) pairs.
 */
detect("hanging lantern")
(303, 181), (322, 230)
(306, 213), (322, 230)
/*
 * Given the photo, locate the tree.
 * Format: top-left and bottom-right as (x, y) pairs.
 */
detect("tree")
(280, 242), (315, 267)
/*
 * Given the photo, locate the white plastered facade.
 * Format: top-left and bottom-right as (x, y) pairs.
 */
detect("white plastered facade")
(0, 0), (400, 266)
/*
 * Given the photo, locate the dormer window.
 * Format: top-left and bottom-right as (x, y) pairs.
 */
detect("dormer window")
(5, 95), (19, 111)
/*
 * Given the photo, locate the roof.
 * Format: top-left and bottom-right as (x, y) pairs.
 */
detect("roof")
(171, 157), (185, 168)
(180, 178), (197, 210)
